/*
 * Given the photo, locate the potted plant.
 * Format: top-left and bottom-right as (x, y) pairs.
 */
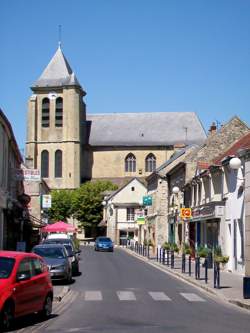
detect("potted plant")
(162, 242), (171, 250)
(184, 243), (191, 255)
(214, 246), (229, 267)
(171, 243), (179, 254)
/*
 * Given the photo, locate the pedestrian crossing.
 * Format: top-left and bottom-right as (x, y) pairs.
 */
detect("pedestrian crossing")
(78, 290), (206, 302)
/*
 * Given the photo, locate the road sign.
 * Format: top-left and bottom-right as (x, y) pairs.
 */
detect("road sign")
(42, 195), (52, 209)
(180, 208), (192, 219)
(137, 217), (145, 225)
(143, 195), (152, 206)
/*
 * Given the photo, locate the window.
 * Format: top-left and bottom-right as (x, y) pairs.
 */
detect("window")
(41, 150), (49, 178)
(55, 150), (62, 178)
(55, 97), (63, 127)
(17, 259), (33, 278)
(32, 258), (43, 276)
(125, 153), (136, 172)
(145, 153), (156, 172)
(42, 98), (50, 127)
(127, 208), (135, 221)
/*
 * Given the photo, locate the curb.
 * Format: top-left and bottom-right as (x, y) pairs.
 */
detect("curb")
(54, 286), (70, 302)
(122, 248), (250, 311)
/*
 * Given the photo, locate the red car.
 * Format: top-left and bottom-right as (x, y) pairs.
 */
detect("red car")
(0, 251), (53, 331)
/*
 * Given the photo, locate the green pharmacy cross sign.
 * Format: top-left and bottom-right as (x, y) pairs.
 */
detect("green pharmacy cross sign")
(143, 195), (152, 206)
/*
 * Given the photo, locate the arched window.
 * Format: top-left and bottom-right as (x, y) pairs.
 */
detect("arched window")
(41, 150), (49, 178)
(125, 153), (136, 172)
(41, 98), (50, 127)
(55, 150), (62, 178)
(55, 97), (63, 127)
(145, 153), (156, 172)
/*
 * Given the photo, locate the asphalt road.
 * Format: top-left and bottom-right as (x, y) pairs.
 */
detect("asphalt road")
(12, 246), (250, 333)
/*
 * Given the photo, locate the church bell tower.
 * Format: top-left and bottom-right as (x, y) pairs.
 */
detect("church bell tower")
(26, 46), (86, 190)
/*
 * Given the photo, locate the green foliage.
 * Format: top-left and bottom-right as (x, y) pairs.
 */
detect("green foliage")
(48, 190), (73, 222)
(162, 242), (171, 250)
(197, 246), (211, 258)
(72, 180), (117, 229)
(213, 246), (229, 264)
(171, 243), (179, 253)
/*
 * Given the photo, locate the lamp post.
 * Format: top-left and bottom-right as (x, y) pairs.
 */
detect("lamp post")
(229, 155), (250, 298)
(172, 186), (185, 252)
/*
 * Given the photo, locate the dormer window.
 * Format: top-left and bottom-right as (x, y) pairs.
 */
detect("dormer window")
(41, 98), (50, 127)
(55, 97), (63, 127)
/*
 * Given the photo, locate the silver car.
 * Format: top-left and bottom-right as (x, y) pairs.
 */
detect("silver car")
(32, 244), (72, 283)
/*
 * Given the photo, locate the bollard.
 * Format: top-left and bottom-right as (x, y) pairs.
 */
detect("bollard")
(171, 250), (174, 268)
(182, 253), (186, 273)
(188, 255), (191, 276)
(204, 258), (208, 284)
(157, 247), (159, 262)
(167, 249), (170, 266)
(162, 249), (165, 265)
(195, 257), (200, 280)
(147, 245), (150, 259)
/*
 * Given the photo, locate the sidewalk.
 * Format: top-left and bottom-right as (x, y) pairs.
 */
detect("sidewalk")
(122, 246), (250, 311)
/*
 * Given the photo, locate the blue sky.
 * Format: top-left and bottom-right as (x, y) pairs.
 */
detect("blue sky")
(1, 0), (250, 151)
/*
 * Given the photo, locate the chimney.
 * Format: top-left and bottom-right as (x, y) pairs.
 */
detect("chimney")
(208, 122), (217, 135)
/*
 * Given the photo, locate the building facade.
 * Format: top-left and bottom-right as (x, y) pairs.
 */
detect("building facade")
(25, 46), (207, 190)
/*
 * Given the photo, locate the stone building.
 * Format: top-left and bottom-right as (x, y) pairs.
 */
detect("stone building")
(25, 46), (207, 190)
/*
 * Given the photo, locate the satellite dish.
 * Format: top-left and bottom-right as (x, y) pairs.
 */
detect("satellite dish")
(48, 92), (58, 100)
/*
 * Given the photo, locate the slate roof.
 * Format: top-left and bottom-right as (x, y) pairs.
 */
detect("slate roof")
(32, 47), (84, 91)
(86, 112), (207, 146)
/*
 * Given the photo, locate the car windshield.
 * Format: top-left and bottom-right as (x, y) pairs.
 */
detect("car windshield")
(33, 247), (65, 259)
(0, 257), (15, 278)
(97, 238), (111, 243)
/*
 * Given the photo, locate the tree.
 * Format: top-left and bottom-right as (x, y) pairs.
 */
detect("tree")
(48, 190), (73, 222)
(72, 180), (117, 232)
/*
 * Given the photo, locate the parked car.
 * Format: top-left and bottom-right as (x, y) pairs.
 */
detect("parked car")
(95, 237), (114, 252)
(0, 251), (53, 331)
(42, 239), (81, 274)
(32, 244), (72, 283)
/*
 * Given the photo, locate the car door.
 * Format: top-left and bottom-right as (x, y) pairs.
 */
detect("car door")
(30, 258), (49, 310)
(13, 257), (39, 317)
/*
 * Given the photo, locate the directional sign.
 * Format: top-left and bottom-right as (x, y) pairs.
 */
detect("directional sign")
(180, 208), (192, 219)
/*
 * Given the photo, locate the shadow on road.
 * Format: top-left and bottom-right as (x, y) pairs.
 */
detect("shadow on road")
(10, 313), (58, 331)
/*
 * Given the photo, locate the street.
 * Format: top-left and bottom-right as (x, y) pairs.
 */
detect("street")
(11, 246), (250, 333)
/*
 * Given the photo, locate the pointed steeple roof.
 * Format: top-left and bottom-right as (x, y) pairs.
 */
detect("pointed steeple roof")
(32, 47), (84, 92)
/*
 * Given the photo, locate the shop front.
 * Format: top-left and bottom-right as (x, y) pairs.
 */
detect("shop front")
(191, 202), (225, 249)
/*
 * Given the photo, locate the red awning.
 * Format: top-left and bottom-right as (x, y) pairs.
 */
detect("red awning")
(41, 221), (77, 233)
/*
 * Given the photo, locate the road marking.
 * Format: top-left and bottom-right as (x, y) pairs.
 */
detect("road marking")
(84, 291), (103, 301)
(180, 293), (206, 302)
(148, 292), (171, 301)
(117, 291), (136, 301)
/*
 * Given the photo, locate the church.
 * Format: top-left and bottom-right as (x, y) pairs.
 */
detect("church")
(25, 47), (207, 190)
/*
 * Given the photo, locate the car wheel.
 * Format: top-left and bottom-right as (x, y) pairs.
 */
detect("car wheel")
(1, 302), (14, 331)
(40, 294), (53, 319)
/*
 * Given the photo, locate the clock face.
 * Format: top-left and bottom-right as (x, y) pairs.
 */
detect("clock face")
(48, 92), (58, 100)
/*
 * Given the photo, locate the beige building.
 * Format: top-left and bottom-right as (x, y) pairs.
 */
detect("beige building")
(25, 46), (207, 191)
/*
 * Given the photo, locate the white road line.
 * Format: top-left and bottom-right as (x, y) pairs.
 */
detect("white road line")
(84, 291), (103, 301)
(180, 293), (206, 302)
(117, 291), (136, 301)
(148, 292), (171, 301)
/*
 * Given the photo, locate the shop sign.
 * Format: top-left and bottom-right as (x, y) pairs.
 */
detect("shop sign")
(192, 205), (224, 220)
(137, 217), (145, 225)
(23, 169), (41, 181)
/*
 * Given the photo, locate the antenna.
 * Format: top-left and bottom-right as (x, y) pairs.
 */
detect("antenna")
(58, 25), (62, 48)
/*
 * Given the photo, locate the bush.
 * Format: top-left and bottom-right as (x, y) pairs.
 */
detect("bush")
(197, 246), (210, 258)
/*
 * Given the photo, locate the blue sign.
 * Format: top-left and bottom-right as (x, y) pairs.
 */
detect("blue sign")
(143, 195), (152, 206)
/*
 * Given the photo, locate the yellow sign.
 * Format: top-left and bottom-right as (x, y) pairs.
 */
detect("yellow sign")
(180, 208), (192, 219)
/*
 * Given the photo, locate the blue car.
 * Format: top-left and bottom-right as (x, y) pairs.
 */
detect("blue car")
(95, 237), (114, 252)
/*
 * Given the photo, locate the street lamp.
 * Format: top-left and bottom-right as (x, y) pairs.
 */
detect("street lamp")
(172, 186), (185, 251)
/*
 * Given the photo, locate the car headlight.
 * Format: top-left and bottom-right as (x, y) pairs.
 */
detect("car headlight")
(55, 264), (66, 270)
